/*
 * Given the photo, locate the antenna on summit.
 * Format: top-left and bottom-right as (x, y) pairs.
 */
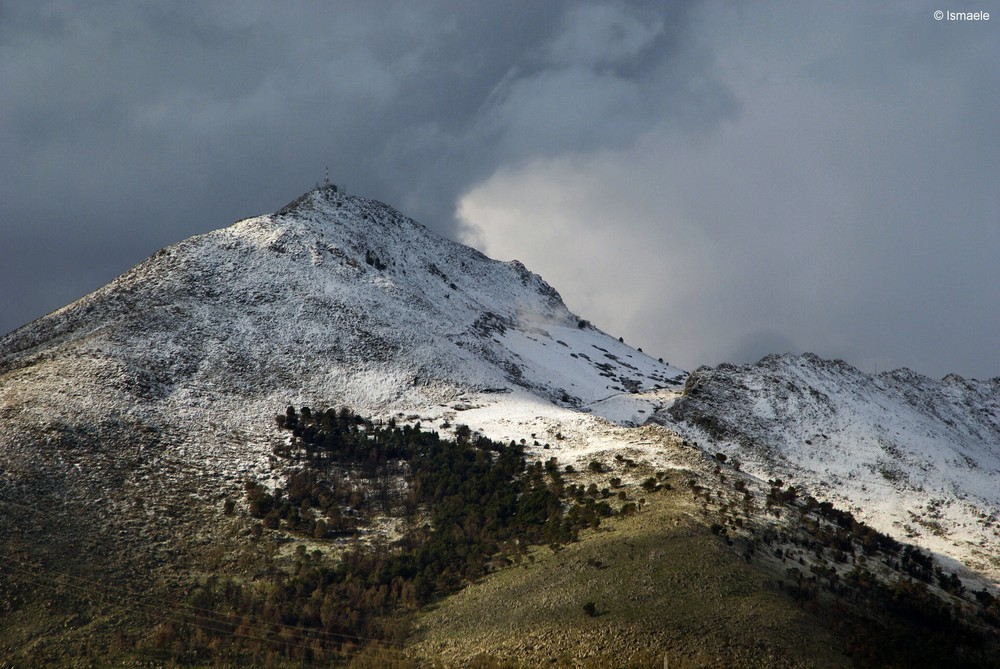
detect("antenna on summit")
(318, 166), (344, 196)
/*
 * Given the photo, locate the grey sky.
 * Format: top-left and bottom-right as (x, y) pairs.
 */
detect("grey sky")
(2, 1), (997, 379)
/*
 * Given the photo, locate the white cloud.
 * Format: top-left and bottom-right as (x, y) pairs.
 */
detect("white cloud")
(460, 1), (1000, 377)
(457, 143), (717, 367)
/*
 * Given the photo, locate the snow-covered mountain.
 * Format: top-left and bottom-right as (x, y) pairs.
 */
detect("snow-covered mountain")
(663, 353), (1000, 582)
(2, 184), (998, 592)
(0, 185), (684, 525)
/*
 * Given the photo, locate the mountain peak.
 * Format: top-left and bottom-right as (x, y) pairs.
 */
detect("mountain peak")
(0, 186), (686, 484)
(275, 182), (344, 216)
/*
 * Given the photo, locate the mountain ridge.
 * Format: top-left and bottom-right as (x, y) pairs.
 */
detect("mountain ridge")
(664, 351), (1000, 583)
(0, 185), (685, 535)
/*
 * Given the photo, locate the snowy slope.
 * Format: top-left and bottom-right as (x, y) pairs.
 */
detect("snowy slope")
(4, 184), (998, 588)
(0, 185), (685, 517)
(662, 353), (1000, 581)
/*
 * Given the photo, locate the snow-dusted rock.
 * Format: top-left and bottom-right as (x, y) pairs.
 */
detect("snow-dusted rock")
(0, 186), (684, 524)
(662, 353), (1000, 581)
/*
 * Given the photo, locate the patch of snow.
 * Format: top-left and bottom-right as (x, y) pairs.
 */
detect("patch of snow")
(663, 353), (1000, 583)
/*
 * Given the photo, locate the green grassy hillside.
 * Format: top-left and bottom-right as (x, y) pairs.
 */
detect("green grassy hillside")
(408, 479), (850, 668)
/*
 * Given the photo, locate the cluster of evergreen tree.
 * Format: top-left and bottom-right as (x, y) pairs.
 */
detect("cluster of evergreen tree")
(830, 574), (999, 668)
(754, 482), (1000, 667)
(161, 406), (619, 663)
(264, 406), (607, 547)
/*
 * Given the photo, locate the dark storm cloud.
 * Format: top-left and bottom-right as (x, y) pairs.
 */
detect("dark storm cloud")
(2, 1), (997, 380)
(1, 0), (714, 336)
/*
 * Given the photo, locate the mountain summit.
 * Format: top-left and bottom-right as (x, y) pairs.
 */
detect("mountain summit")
(0, 185), (684, 530)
